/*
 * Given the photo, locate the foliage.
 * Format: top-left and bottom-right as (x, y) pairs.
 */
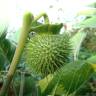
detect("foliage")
(0, 10), (96, 96)
(41, 61), (94, 96)
(0, 28), (16, 70)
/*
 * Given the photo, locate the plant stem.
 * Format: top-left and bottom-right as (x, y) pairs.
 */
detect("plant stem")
(19, 72), (25, 96)
(32, 13), (49, 24)
(0, 12), (33, 96)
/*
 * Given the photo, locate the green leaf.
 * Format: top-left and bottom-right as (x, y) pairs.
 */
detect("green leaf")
(0, 48), (8, 70)
(42, 61), (94, 96)
(2, 39), (16, 62)
(87, 55), (96, 64)
(39, 74), (53, 93)
(76, 16), (96, 28)
(86, 55), (96, 71)
(70, 30), (87, 60)
(0, 29), (16, 65)
(30, 23), (63, 34)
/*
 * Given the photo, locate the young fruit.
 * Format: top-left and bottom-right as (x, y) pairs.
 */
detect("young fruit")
(25, 34), (71, 76)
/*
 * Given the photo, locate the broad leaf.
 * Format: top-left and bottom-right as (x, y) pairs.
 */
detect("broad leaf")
(42, 61), (94, 96)
(76, 16), (96, 28)
(30, 23), (63, 34)
(70, 30), (87, 60)
(87, 55), (96, 64)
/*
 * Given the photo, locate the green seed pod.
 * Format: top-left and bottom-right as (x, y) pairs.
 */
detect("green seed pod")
(25, 34), (71, 76)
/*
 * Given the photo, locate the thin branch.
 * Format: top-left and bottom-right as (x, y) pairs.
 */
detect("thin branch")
(19, 72), (25, 96)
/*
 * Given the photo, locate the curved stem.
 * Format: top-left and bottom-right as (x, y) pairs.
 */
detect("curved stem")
(0, 12), (33, 96)
(32, 13), (49, 24)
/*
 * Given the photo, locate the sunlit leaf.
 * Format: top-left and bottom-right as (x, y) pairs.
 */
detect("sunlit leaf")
(70, 30), (87, 60)
(42, 61), (94, 96)
(76, 16), (96, 28)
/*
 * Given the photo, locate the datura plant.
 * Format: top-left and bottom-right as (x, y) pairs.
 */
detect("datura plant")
(0, 12), (64, 96)
(0, 12), (95, 96)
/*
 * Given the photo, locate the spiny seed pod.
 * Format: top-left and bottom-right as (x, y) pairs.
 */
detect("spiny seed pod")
(25, 34), (71, 76)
